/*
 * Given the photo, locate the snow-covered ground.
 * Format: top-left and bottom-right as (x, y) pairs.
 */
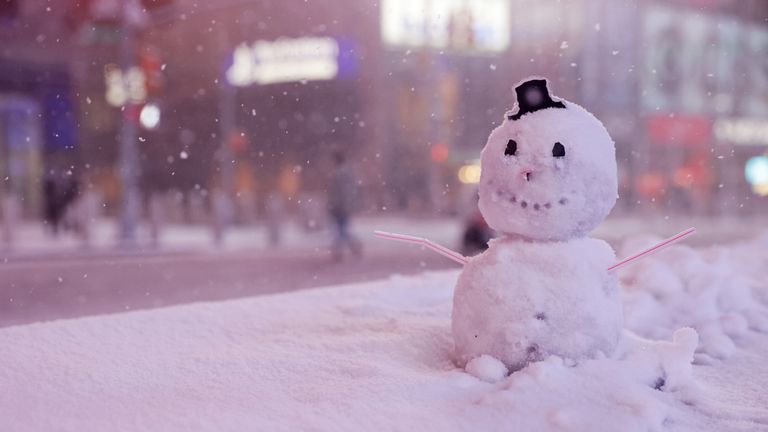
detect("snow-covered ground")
(1, 235), (767, 431)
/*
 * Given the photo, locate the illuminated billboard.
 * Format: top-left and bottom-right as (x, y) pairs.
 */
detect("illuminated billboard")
(226, 37), (342, 87)
(381, 0), (511, 53)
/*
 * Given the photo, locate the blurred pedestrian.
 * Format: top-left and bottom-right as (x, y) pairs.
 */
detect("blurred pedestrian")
(327, 151), (361, 261)
(211, 187), (232, 246)
(1, 192), (20, 249)
(265, 191), (284, 247)
(148, 192), (166, 249)
(43, 170), (79, 236)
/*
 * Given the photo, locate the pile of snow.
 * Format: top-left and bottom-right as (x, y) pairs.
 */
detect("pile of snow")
(620, 234), (768, 360)
(1, 240), (767, 431)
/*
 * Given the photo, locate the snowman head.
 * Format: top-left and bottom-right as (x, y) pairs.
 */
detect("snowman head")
(478, 78), (617, 241)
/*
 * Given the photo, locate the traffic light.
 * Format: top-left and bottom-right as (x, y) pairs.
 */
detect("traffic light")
(139, 47), (165, 96)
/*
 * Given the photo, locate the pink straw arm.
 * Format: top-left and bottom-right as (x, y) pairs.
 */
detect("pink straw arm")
(374, 226), (696, 272)
(373, 230), (468, 265)
(607, 227), (696, 272)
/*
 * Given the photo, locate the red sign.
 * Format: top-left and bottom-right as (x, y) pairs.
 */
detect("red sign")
(646, 115), (712, 147)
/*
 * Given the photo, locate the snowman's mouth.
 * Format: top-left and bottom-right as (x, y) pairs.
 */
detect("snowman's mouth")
(491, 189), (569, 212)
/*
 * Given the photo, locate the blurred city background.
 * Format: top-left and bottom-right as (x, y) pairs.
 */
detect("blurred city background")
(1, 0), (767, 326)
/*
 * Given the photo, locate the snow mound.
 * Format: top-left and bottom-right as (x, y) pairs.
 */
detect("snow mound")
(465, 355), (508, 383)
(620, 236), (768, 360)
(467, 328), (700, 431)
(1, 241), (767, 431)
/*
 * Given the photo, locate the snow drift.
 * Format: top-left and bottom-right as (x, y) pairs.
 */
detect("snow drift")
(620, 234), (768, 360)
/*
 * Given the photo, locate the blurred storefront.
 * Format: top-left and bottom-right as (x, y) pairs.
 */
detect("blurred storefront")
(115, 0), (381, 223)
(4, 0), (767, 223)
(0, 0), (79, 217)
(0, 59), (78, 217)
(636, 2), (768, 215)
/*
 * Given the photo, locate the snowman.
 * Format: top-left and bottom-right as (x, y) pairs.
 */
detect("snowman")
(451, 78), (623, 372)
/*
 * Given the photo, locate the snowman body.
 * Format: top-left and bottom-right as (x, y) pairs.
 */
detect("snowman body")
(452, 78), (623, 370)
(452, 237), (622, 370)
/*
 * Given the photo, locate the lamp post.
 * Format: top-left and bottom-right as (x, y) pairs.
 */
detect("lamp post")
(211, 25), (237, 244)
(117, 0), (141, 246)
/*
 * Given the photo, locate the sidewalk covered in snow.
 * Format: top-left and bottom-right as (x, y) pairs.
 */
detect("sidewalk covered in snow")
(1, 237), (767, 431)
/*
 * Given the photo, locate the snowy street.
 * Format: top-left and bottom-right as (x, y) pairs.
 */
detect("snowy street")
(0, 241), (454, 328)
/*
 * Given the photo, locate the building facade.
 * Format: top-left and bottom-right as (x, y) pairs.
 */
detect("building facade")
(1, 0), (766, 222)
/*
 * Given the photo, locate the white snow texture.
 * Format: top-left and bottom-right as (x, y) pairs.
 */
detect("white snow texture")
(620, 234), (768, 361)
(452, 236), (622, 370)
(2, 237), (768, 431)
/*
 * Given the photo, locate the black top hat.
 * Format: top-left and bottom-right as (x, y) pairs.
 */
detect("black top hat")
(507, 78), (566, 121)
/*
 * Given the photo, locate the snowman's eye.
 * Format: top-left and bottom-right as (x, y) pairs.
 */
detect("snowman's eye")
(505, 139), (517, 156)
(552, 142), (565, 158)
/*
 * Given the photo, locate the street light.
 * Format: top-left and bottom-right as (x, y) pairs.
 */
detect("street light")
(139, 102), (161, 130)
